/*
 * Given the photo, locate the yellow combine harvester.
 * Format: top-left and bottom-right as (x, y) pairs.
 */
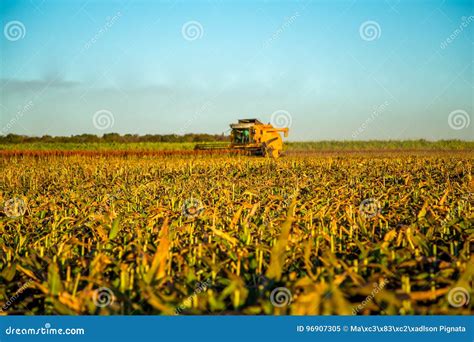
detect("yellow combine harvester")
(195, 119), (289, 158)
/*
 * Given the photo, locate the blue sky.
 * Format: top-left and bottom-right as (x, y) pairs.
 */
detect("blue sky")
(0, 0), (472, 140)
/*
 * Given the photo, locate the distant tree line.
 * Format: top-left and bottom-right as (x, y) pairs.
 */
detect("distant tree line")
(0, 133), (229, 144)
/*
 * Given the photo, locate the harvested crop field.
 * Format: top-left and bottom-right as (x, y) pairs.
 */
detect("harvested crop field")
(0, 152), (473, 315)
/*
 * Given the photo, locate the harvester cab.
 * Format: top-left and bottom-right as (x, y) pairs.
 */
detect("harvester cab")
(195, 118), (289, 158)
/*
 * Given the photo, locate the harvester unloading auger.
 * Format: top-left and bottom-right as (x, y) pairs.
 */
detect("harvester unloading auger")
(195, 119), (289, 158)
